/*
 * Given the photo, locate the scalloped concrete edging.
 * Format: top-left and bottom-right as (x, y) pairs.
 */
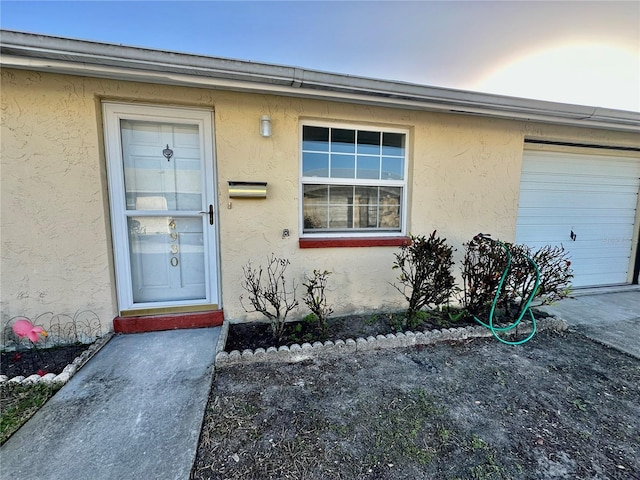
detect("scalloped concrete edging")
(215, 317), (568, 366)
(0, 333), (114, 387)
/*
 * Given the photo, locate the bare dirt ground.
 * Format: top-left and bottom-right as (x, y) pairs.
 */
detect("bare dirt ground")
(192, 330), (639, 480)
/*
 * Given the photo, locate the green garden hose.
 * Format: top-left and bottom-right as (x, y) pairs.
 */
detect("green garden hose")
(472, 234), (540, 345)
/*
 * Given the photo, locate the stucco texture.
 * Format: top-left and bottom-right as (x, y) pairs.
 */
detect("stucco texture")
(2, 69), (639, 333)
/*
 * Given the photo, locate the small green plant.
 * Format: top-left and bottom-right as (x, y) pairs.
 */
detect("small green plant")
(572, 398), (588, 412)
(288, 315), (319, 344)
(302, 270), (333, 336)
(443, 305), (467, 323)
(438, 427), (453, 443)
(240, 254), (298, 343)
(387, 312), (407, 332)
(471, 435), (486, 450)
(365, 313), (379, 326)
(392, 231), (458, 326)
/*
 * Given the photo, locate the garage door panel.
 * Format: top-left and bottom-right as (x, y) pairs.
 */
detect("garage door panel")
(518, 242), (632, 259)
(516, 149), (640, 288)
(516, 207), (636, 220)
(521, 171), (638, 188)
(520, 178), (638, 196)
(518, 190), (636, 209)
(516, 221), (634, 238)
(516, 213), (636, 228)
(522, 154), (640, 177)
(574, 272), (629, 287)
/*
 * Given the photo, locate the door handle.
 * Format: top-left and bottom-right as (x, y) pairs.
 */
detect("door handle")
(200, 205), (214, 225)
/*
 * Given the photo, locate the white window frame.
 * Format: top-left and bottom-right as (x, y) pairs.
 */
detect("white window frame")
(299, 121), (409, 238)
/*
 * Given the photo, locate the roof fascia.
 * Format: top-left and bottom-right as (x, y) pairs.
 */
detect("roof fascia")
(1, 30), (639, 133)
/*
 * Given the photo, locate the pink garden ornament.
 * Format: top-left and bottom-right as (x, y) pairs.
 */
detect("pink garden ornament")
(12, 318), (48, 342)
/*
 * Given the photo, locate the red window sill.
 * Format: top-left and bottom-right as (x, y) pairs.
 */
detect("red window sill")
(299, 236), (411, 249)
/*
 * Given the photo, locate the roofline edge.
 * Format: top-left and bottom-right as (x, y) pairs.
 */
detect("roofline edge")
(1, 30), (639, 133)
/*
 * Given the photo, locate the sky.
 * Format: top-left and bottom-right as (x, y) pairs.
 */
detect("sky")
(1, 1), (639, 112)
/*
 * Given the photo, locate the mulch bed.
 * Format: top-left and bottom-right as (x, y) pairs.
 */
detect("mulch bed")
(0, 344), (91, 379)
(224, 308), (551, 352)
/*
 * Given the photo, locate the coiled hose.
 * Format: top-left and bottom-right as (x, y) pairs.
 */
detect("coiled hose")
(472, 234), (540, 345)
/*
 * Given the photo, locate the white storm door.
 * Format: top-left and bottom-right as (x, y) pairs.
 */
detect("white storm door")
(104, 103), (218, 311)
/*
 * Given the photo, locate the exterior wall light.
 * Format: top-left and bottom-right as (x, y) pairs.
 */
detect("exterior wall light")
(260, 115), (272, 137)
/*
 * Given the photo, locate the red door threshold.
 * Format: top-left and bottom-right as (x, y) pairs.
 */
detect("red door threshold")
(113, 310), (224, 334)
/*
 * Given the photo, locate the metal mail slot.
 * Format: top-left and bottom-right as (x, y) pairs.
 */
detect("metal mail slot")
(228, 181), (268, 198)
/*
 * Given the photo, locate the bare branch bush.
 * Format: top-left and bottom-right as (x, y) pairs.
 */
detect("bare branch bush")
(240, 255), (298, 342)
(302, 270), (334, 336)
(505, 244), (573, 308)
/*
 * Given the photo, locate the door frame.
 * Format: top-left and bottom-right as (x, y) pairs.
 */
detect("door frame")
(103, 102), (220, 314)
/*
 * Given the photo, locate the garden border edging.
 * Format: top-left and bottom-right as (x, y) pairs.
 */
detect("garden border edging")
(215, 316), (568, 366)
(0, 333), (114, 386)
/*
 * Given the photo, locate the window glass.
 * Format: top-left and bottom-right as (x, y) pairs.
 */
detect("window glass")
(329, 185), (353, 204)
(301, 125), (406, 234)
(357, 130), (381, 155)
(328, 205), (351, 229)
(355, 186), (379, 204)
(304, 204), (327, 229)
(382, 132), (405, 156)
(381, 157), (404, 180)
(303, 184), (328, 203)
(303, 184), (328, 229)
(331, 129), (356, 153)
(354, 204), (378, 228)
(302, 152), (329, 177)
(379, 186), (401, 229)
(303, 126), (329, 151)
(356, 156), (381, 179)
(330, 154), (355, 178)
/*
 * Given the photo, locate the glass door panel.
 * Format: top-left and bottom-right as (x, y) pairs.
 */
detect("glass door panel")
(128, 216), (205, 303)
(121, 120), (202, 211)
(121, 119), (208, 304)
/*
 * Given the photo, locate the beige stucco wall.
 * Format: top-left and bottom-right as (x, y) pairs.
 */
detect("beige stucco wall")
(2, 68), (639, 335)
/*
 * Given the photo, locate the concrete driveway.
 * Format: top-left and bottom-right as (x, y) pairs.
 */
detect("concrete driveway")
(539, 288), (640, 359)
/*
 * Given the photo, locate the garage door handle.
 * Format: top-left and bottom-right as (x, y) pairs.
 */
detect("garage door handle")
(570, 229), (577, 241)
(199, 205), (214, 225)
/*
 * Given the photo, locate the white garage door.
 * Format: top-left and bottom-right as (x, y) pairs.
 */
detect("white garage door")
(515, 149), (640, 288)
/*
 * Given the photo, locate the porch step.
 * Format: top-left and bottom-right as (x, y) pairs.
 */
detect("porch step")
(113, 310), (224, 334)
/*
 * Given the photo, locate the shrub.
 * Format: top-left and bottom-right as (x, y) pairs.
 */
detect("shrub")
(240, 254), (298, 342)
(302, 270), (333, 336)
(392, 231), (458, 326)
(505, 244), (573, 308)
(460, 236), (509, 316)
(461, 236), (573, 316)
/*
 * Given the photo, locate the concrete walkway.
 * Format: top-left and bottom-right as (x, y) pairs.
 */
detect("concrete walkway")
(1, 327), (220, 480)
(539, 289), (640, 359)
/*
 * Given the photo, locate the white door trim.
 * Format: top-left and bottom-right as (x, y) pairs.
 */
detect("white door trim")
(103, 102), (220, 312)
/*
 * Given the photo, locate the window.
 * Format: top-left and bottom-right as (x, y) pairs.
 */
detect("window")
(301, 123), (407, 236)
